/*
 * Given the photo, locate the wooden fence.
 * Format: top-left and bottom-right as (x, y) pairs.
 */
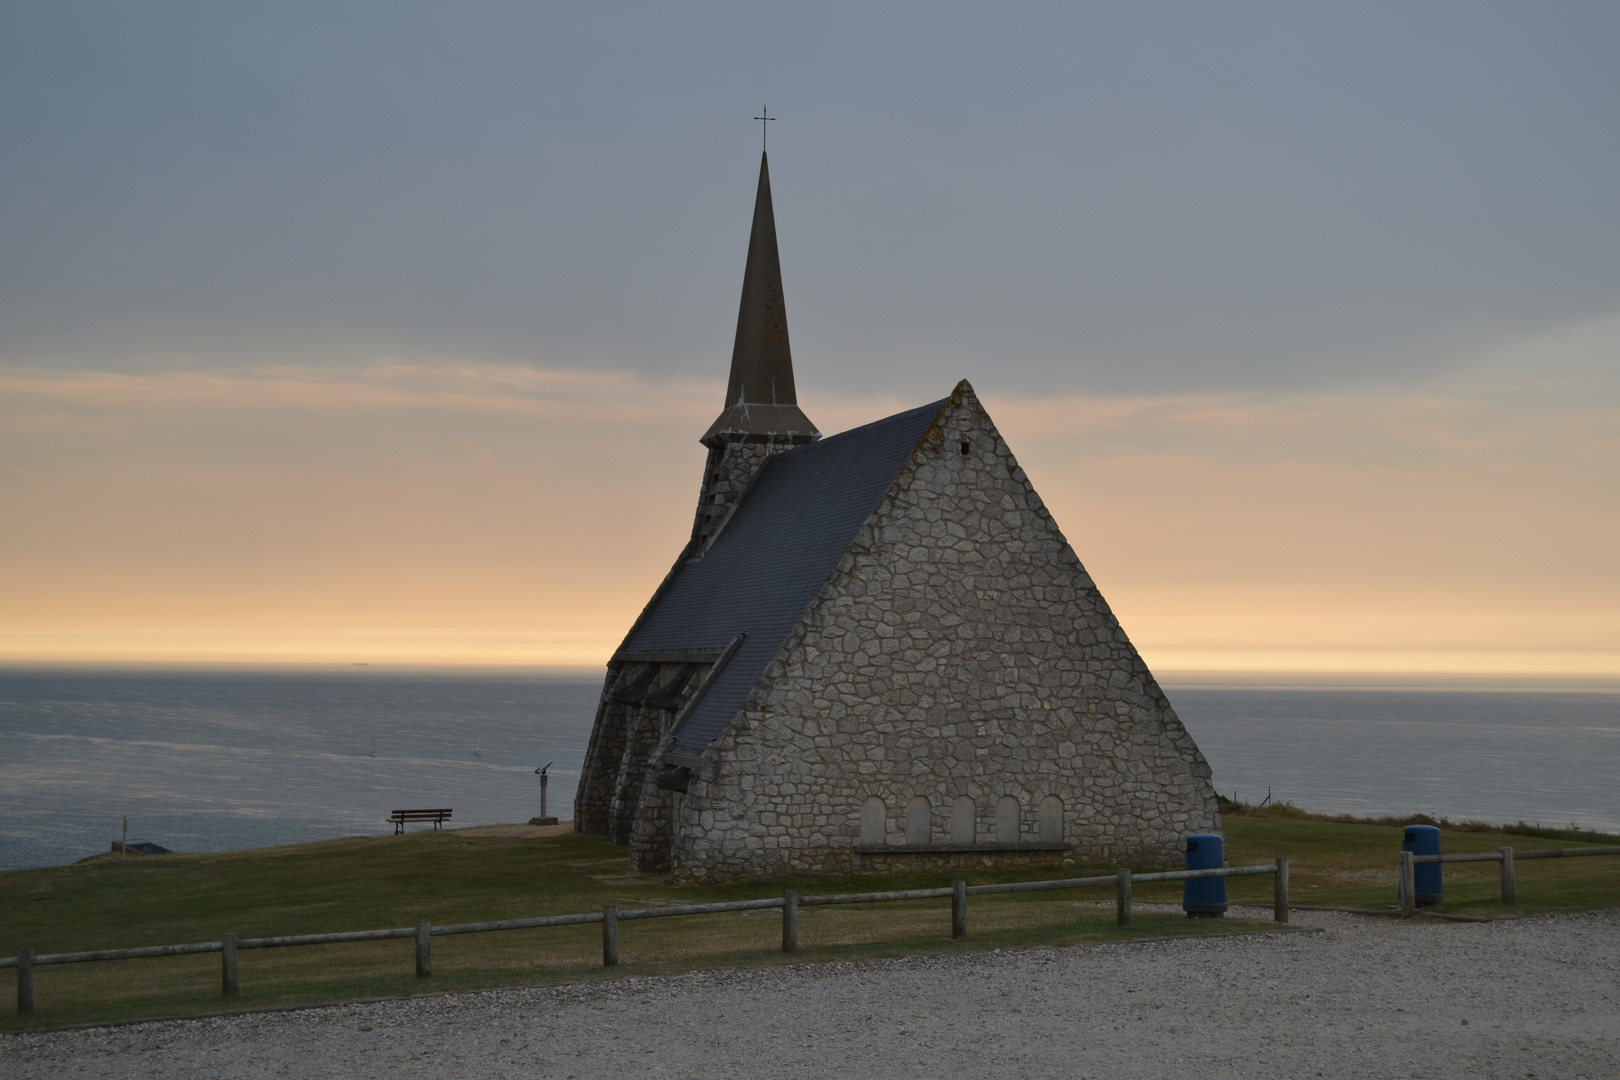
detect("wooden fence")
(3, 859), (1289, 1016)
(1397, 845), (1620, 917)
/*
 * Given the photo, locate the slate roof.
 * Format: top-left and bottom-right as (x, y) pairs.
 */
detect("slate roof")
(621, 396), (949, 759)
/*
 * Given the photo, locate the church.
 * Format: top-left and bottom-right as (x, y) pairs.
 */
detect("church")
(575, 152), (1219, 880)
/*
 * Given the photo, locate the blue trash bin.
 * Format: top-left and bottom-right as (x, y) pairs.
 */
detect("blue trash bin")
(1183, 833), (1228, 917)
(1402, 825), (1443, 906)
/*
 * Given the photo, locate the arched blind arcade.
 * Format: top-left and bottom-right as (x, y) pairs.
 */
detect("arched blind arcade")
(860, 797), (886, 846)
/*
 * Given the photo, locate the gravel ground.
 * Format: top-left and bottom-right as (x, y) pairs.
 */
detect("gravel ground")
(4, 907), (1616, 1079)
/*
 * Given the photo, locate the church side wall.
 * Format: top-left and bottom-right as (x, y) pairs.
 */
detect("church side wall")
(606, 704), (666, 845)
(577, 661), (710, 840)
(670, 387), (1219, 880)
(574, 668), (630, 834)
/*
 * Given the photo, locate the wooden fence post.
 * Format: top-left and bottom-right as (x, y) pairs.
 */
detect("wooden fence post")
(16, 948), (32, 1015)
(1273, 857), (1290, 924)
(1399, 851), (1416, 918)
(1116, 868), (1132, 928)
(782, 891), (798, 954)
(602, 905), (619, 967)
(415, 920), (431, 978)
(951, 879), (967, 939)
(221, 933), (239, 996)
(1500, 847), (1516, 906)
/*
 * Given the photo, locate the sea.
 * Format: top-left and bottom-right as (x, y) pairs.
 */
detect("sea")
(0, 667), (1616, 871)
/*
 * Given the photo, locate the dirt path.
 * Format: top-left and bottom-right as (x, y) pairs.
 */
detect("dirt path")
(4, 908), (1616, 1079)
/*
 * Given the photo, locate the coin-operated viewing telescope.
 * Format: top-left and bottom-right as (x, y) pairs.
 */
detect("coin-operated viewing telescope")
(531, 761), (558, 826)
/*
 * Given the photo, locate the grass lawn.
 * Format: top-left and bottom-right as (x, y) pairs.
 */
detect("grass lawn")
(1217, 805), (1620, 916)
(2, 812), (1616, 1031)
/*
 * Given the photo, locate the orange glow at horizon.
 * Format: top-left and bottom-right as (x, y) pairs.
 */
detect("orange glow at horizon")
(2, 353), (1616, 674)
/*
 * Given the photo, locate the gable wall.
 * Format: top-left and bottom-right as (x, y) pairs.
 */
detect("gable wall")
(669, 385), (1218, 879)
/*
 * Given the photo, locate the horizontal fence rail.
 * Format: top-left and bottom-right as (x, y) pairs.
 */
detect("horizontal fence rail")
(241, 927), (420, 949)
(432, 912), (606, 936)
(1410, 845), (1620, 864)
(1397, 844), (1620, 916)
(5, 858), (1296, 1014)
(11, 842), (1613, 1014)
(11, 941), (228, 966)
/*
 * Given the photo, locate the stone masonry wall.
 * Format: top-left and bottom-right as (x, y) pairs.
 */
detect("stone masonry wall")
(575, 660), (710, 841)
(573, 670), (629, 835)
(669, 383), (1219, 880)
(582, 429), (802, 849)
(691, 439), (792, 553)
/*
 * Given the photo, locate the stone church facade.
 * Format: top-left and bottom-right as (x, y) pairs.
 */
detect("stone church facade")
(575, 152), (1219, 880)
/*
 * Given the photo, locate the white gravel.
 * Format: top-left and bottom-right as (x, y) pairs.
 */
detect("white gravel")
(4, 907), (1616, 1079)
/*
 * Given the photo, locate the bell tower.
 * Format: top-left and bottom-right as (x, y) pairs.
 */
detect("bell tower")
(691, 152), (819, 552)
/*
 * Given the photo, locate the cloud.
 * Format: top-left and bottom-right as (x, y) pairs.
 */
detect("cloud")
(4, 5), (1619, 393)
(2, 339), (1614, 671)
(0, 361), (715, 417)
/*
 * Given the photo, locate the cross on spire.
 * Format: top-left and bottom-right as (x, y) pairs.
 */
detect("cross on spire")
(753, 106), (775, 150)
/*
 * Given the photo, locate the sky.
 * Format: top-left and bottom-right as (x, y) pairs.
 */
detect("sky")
(2, 2), (1617, 673)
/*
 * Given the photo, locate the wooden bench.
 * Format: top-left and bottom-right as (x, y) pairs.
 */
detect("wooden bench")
(390, 808), (453, 834)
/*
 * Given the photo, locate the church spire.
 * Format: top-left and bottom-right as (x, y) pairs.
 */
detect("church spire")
(690, 151), (819, 553)
(701, 151), (819, 447)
